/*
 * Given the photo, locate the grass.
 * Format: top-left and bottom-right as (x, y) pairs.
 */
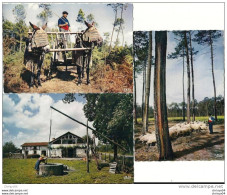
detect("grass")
(3, 158), (133, 184)
(137, 116), (224, 123)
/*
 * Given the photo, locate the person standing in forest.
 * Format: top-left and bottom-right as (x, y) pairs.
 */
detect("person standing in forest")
(208, 113), (215, 134)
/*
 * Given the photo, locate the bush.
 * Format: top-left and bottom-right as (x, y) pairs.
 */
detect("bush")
(26, 154), (40, 159)
(3, 153), (9, 158)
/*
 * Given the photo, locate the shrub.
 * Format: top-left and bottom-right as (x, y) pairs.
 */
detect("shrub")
(26, 154), (40, 159)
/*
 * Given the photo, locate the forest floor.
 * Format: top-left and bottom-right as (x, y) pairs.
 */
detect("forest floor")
(4, 53), (133, 93)
(135, 120), (224, 161)
(4, 66), (133, 93)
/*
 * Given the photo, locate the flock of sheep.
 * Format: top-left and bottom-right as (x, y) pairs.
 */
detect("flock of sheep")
(139, 121), (208, 145)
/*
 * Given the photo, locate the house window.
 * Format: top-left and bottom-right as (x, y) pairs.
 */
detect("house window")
(53, 139), (61, 144)
(34, 150), (37, 154)
(62, 140), (68, 144)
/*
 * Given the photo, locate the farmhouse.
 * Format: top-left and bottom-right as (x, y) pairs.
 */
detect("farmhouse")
(21, 132), (87, 158)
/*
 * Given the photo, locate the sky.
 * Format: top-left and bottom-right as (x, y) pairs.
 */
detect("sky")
(135, 31), (224, 106)
(2, 93), (95, 148)
(2, 3), (133, 45)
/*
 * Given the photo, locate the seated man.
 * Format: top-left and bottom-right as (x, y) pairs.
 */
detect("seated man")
(58, 11), (71, 48)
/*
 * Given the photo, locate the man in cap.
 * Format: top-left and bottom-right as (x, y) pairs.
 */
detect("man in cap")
(58, 11), (71, 48)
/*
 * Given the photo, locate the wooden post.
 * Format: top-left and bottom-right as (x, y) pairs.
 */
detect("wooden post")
(51, 34), (54, 49)
(86, 119), (89, 173)
(122, 155), (125, 171)
(48, 109), (52, 157)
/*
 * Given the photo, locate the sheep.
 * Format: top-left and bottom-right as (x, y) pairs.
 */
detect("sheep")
(139, 121), (208, 146)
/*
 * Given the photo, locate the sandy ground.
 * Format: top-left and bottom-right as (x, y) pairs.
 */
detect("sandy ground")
(20, 67), (104, 93)
(5, 65), (133, 93)
(135, 122), (224, 161)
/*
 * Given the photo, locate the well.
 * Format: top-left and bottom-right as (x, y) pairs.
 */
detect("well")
(39, 163), (64, 176)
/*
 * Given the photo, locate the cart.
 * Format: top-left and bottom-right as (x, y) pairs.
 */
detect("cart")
(28, 31), (92, 76)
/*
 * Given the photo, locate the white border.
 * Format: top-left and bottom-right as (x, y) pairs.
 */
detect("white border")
(133, 2), (225, 183)
(135, 161), (225, 182)
(134, 3), (224, 30)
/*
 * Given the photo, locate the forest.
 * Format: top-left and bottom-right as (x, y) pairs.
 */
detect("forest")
(3, 3), (133, 93)
(134, 31), (224, 161)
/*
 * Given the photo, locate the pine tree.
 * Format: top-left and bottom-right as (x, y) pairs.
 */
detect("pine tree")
(193, 30), (222, 121)
(12, 4), (26, 52)
(154, 31), (173, 160)
(37, 4), (52, 24)
(142, 31), (152, 134)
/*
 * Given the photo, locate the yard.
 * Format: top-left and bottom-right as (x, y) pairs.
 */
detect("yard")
(3, 158), (133, 184)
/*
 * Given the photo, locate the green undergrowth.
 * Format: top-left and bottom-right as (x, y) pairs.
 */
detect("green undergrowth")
(137, 116), (224, 123)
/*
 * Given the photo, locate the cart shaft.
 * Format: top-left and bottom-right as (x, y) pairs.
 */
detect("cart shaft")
(49, 48), (90, 52)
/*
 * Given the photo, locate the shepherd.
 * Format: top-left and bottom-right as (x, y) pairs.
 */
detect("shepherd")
(58, 11), (71, 48)
(34, 155), (47, 175)
(208, 113), (215, 134)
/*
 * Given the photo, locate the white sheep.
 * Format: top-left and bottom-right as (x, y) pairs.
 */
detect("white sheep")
(139, 121), (208, 145)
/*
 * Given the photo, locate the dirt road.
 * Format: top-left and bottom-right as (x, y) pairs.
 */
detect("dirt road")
(29, 69), (101, 93)
(5, 65), (132, 93)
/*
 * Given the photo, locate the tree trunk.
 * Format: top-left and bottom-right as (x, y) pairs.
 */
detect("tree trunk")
(113, 144), (117, 161)
(209, 31), (217, 121)
(182, 47), (185, 121)
(142, 31), (152, 134)
(19, 35), (22, 52)
(184, 31), (191, 123)
(189, 31), (195, 121)
(116, 5), (123, 46)
(109, 9), (118, 53)
(121, 25), (124, 46)
(154, 31), (173, 160)
(133, 60), (138, 125)
(141, 62), (145, 122)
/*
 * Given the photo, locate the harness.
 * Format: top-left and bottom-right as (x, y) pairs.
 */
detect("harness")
(83, 26), (103, 45)
(31, 28), (49, 48)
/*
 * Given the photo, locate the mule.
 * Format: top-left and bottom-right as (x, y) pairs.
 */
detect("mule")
(72, 21), (103, 85)
(24, 22), (50, 87)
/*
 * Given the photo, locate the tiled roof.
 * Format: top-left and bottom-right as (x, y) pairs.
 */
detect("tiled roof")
(21, 142), (48, 147)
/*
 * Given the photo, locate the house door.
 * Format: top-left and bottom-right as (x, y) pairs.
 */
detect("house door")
(41, 151), (46, 156)
(68, 148), (74, 158)
(62, 149), (66, 158)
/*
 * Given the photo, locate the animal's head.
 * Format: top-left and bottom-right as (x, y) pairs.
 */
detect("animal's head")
(29, 22), (47, 31)
(29, 22), (50, 53)
(83, 21), (103, 47)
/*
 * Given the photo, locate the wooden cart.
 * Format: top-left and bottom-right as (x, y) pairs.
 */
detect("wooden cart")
(28, 31), (92, 74)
